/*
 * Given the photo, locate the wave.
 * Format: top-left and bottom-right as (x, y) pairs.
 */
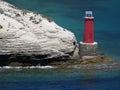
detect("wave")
(68, 62), (120, 70)
(0, 66), (55, 69)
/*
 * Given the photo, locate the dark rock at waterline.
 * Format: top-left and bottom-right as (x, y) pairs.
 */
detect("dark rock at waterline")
(0, 54), (69, 66)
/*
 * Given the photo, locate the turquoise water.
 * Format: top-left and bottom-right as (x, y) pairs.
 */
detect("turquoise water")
(5, 0), (120, 58)
(1, 0), (120, 90)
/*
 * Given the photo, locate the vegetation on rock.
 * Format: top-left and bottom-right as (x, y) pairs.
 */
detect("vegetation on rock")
(50, 53), (112, 68)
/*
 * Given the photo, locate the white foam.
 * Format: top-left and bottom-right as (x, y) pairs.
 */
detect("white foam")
(0, 66), (55, 69)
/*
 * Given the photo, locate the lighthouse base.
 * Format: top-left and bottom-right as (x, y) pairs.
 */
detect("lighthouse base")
(79, 42), (98, 59)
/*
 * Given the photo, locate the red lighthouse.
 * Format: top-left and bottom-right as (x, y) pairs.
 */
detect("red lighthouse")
(79, 11), (98, 59)
(83, 11), (94, 43)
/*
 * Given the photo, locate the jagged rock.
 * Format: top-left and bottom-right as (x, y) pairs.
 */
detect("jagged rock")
(0, 0), (77, 61)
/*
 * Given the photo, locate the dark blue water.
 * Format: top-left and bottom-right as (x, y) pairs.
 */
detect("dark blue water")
(0, 69), (120, 90)
(2, 0), (120, 90)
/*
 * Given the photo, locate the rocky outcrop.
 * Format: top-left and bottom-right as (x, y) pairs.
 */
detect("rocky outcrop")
(0, 0), (77, 62)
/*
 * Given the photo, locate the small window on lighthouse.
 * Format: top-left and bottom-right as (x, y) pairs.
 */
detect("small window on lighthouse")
(85, 11), (93, 17)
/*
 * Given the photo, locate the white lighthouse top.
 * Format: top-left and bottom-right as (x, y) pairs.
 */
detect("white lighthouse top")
(84, 11), (94, 19)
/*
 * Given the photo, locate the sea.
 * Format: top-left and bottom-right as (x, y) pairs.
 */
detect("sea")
(0, 0), (120, 90)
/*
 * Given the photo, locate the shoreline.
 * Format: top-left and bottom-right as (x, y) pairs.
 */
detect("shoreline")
(0, 59), (119, 70)
(0, 52), (118, 70)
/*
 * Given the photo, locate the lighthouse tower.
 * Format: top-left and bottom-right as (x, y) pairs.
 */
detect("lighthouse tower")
(79, 11), (98, 59)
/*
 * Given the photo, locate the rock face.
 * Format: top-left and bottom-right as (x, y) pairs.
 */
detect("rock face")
(0, 0), (77, 61)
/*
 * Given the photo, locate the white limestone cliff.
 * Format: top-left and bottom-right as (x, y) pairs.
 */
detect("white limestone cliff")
(0, 0), (77, 61)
